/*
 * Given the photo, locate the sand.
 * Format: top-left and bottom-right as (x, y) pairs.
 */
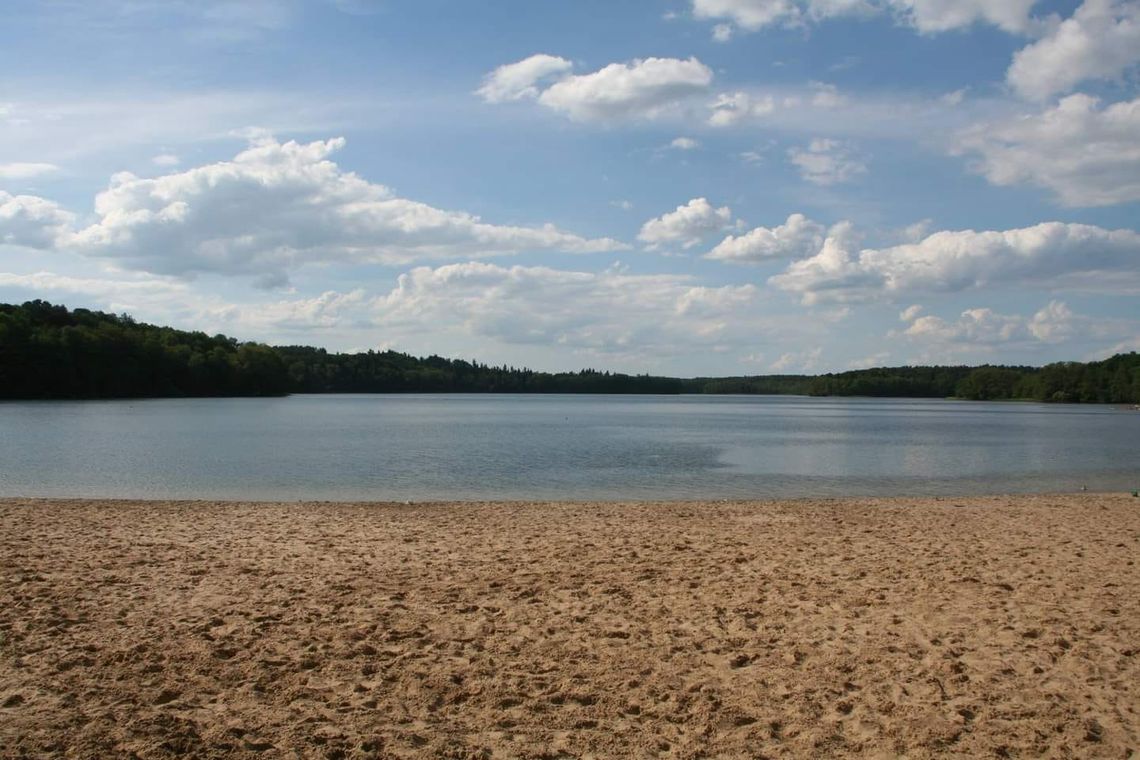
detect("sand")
(1, 494), (1137, 758)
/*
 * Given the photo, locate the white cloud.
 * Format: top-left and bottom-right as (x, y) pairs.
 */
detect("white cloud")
(610, 199), (634, 211)
(0, 191), (75, 248)
(1098, 337), (1140, 357)
(956, 94), (1140, 206)
(670, 136), (700, 150)
(0, 270), (207, 326)
(897, 300), (1140, 362)
(372, 261), (764, 358)
(0, 162), (59, 180)
(0, 262), (819, 368)
(692, 0), (804, 31)
(787, 138), (867, 185)
(151, 153), (181, 167)
(847, 351), (890, 369)
(690, 0), (1037, 36)
(209, 289), (374, 333)
(770, 220), (1140, 304)
(1027, 300), (1077, 342)
(1007, 0), (1140, 100)
(638, 198), (734, 250)
(899, 219), (934, 243)
(702, 84), (1011, 142)
(708, 91), (776, 126)
(475, 54), (573, 103)
(891, 0), (1038, 33)
(771, 346), (823, 372)
(536, 57), (713, 122)
(0, 270), (187, 299)
(906, 308), (1033, 344)
(899, 304), (923, 321)
(903, 301), (1076, 348)
(55, 135), (623, 285)
(712, 22), (736, 41)
(706, 213), (826, 263)
(940, 88), (967, 106)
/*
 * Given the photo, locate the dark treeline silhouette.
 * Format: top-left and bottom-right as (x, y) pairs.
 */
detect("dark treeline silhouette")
(803, 356), (1140, 403)
(0, 300), (288, 398)
(2, 301), (1138, 403)
(277, 345), (686, 394)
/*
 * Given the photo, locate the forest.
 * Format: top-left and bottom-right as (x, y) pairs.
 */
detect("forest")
(2, 300), (1138, 403)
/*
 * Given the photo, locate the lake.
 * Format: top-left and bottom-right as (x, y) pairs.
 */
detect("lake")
(0, 394), (1136, 501)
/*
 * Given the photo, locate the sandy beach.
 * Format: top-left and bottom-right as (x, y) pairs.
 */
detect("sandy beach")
(1, 494), (1137, 758)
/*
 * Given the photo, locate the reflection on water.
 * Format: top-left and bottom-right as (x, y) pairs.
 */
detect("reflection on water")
(0, 394), (1135, 500)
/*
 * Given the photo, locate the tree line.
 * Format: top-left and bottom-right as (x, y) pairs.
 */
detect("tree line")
(1, 301), (1137, 403)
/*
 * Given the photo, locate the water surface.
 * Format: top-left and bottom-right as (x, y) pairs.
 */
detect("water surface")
(0, 394), (1135, 500)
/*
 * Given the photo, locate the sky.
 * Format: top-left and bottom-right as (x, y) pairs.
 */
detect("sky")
(1, 0), (1138, 376)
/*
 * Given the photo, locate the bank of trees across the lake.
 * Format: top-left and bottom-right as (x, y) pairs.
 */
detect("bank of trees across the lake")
(1, 301), (1138, 403)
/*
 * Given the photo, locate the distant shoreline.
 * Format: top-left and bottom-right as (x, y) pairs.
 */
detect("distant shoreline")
(2, 390), (1136, 406)
(3, 489), (1136, 506)
(4, 301), (1138, 403)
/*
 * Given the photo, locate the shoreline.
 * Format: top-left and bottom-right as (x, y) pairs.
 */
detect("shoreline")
(3, 493), (1138, 757)
(0, 488), (1135, 505)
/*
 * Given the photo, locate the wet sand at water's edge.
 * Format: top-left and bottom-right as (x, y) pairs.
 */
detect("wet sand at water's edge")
(1, 494), (1137, 758)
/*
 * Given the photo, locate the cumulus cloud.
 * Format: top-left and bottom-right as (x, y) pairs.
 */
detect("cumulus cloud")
(707, 91), (777, 126)
(906, 307), (1038, 344)
(692, 0), (799, 31)
(956, 94), (1140, 206)
(55, 135), (623, 285)
(475, 54), (573, 103)
(478, 55), (714, 122)
(151, 153), (181, 167)
(895, 300), (1140, 362)
(1007, 0), (1140, 100)
(846, 351), (890, 369)
(899, 304), (923, 321)
(690, 0), (1037, 36)
(209, 289), (375, 333)
(705, 213), (826, 263)
(372, 261), (763, 358)
(0, 263), (805, 368)
(702, 83), (1005, 142)
(638, 198), (734, 250)
(0, 162), (59, 180)
(535, 57), (713, 122)
(891, 0), (1038, 33)
(670, 136), (700, 150)
(770, 220), (1140, 303)
(0, 191), (75, 248)
(692, 0), (871, 31)
(902, 301), (1077, 349)
(770, 346), (823, 372)
(787, 139), (867, 185)
(712, 22), (736, 41)
(1026, 300), (1078, 342)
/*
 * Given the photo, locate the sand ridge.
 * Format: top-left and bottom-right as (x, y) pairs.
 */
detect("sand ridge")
(0, 494), (1137, 758)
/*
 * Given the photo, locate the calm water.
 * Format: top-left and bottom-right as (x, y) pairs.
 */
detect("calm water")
(0, 394), (1136, 500)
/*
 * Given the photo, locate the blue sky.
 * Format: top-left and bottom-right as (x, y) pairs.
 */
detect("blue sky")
(2, 0), (1138, 375)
